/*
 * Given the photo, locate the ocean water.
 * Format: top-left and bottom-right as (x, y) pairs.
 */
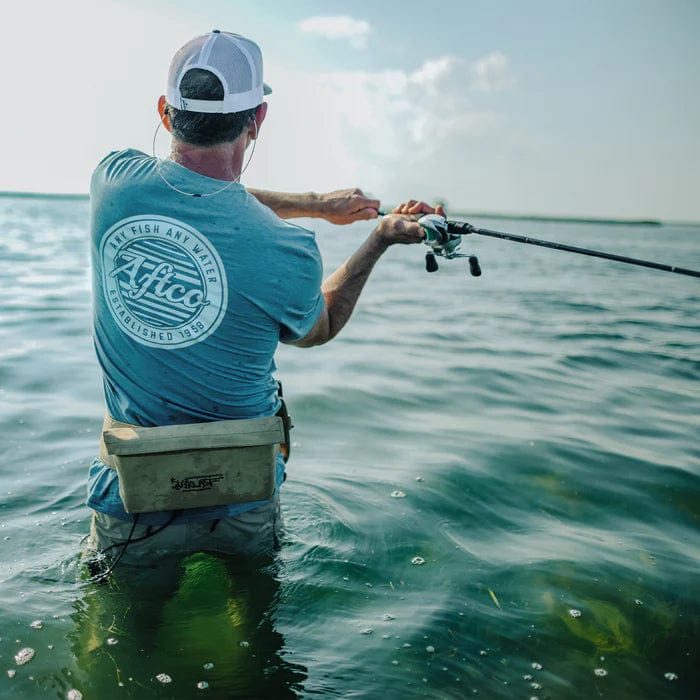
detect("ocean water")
(0, 194), (698, 699)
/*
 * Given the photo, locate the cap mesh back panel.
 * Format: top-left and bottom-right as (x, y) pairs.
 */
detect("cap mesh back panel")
(211, 38), (253, 93)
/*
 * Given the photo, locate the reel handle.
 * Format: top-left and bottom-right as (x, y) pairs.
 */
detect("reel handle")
(469, 256), (482, 276)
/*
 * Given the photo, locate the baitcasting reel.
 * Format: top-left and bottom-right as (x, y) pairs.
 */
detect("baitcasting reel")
(418, 215), (481, 276)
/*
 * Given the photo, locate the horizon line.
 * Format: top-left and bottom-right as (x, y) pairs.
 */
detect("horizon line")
(1, 190), (699, 228)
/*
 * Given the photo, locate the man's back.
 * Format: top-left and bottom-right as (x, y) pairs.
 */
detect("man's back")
(90, 148), (324, 427)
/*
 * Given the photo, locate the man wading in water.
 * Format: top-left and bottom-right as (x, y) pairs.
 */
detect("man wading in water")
(87, 29), (445, 568)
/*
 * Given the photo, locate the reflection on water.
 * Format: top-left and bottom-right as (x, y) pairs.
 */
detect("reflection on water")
(69, 553), (306, 698)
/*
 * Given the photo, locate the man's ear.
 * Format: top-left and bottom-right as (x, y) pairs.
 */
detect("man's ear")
(251, 101), (268, 138)
(157, 95), (172, 132)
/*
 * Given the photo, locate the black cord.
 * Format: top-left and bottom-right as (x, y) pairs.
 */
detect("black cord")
(92, 515), (139, 582)
(99, 511), (179, 555)
(91, 510), (180, 581)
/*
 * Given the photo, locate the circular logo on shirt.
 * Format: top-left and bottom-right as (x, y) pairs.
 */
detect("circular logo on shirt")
(100, 215), (227, 349)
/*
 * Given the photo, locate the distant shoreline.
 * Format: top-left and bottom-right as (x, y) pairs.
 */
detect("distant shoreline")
(1, 190), (698, 227)
(0, 191), (89, 200)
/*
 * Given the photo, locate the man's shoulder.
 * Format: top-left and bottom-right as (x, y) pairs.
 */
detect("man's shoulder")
(91, 149), (154, 195)
(96, 147), (149, 168)
(244, 194), (317, 242)
(255, 209), (320, 263)
(92, 148), (150, 178)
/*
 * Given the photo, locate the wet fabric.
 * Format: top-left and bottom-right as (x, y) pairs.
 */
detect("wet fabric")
(87, 494), (283, 561)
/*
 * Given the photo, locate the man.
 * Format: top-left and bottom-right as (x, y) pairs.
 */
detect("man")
(87, 29), (444, 565)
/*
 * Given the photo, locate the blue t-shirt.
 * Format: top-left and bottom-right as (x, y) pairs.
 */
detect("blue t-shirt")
(88, 149), (325, 523)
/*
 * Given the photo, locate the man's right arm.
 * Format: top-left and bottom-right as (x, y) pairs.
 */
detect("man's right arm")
(290, 202), (444, 347)
(248, 187), (380, 225)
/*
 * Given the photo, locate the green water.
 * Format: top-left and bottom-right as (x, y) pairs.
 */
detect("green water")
(0, 196), (698, 698)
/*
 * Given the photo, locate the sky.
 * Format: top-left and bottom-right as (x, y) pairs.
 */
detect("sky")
(1, 0), (698, 220)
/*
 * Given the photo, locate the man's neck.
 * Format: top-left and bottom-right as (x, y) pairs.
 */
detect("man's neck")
(169, 138), (246, 181)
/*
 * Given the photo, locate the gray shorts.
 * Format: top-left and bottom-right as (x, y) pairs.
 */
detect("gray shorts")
(86, 495), (283, 564)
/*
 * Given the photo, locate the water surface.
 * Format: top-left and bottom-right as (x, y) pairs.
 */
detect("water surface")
(0, 196), (698, 698)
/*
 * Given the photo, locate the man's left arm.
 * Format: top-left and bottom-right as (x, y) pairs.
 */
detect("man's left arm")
(248, 188), (380, 225)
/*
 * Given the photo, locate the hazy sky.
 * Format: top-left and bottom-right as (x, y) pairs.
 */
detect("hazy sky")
(1, 0), (698, 220)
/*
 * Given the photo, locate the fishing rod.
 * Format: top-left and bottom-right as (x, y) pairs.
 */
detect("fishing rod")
(380, 213), (700, 278)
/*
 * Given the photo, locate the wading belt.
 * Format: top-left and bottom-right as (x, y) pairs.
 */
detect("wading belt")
(99, 403), (291, 514)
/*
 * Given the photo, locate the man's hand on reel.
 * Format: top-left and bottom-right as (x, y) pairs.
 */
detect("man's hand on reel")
(376, 200), (447, 248)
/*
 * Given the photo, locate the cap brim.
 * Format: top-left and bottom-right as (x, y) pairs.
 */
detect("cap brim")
(263, 82), (272, 96)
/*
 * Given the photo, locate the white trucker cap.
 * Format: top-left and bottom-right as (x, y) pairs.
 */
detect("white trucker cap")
(166, 30), (272, 114)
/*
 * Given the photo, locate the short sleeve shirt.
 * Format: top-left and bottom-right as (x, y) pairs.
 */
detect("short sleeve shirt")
(88, 149), (325, 522)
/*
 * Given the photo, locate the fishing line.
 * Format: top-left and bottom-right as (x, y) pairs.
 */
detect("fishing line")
(379, 212), (700, 278)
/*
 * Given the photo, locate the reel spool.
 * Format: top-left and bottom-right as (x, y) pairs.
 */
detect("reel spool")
(418, 214), (481, 276)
